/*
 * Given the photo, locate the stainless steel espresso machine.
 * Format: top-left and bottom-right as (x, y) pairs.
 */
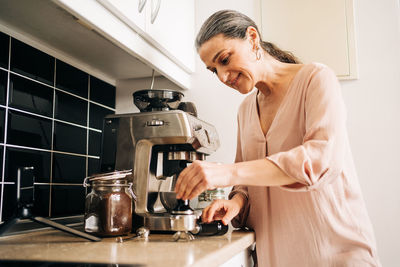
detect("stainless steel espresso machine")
(100, 89), (228, 240)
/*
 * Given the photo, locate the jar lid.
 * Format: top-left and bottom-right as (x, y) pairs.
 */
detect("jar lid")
(88, 169), (132, 181)
(83, 170), (132, 187)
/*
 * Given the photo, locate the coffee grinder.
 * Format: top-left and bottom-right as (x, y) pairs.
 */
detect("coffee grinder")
(100, 89), (227, 240)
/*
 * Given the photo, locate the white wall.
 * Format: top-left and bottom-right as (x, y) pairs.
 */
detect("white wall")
(189, 1), (400, 266)
(340, 1), (400, 266)
(116, 0), (400, 265)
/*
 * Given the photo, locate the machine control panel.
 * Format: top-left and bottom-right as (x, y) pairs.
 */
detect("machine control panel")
(146, 119), (165, 126)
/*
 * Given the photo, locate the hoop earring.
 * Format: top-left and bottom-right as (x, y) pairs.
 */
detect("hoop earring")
(256, 48), (261, 60)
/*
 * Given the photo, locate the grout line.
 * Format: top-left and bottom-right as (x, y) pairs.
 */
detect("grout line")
(36, 183), (85, 186)
(5, 105), (102, 133)
(49, 57), (57, 217)
(9, 69), (54, 89)
(0, 182), (86, 186)
(4, 143), (100, 159)
(0, 35), (12, 222)
(54, 118), (92, 131)
(8, 106), (54, 121)
(86, 75), (90, 181)
(8, 70), (115, 112)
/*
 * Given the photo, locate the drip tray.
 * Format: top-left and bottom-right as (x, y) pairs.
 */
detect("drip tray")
(0, 260), (145, 266)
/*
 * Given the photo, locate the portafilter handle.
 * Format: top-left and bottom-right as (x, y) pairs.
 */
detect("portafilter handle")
(194, 220), (229, 236)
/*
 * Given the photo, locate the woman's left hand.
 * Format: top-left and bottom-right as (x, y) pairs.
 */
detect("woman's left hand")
(174, 160), (232, 200)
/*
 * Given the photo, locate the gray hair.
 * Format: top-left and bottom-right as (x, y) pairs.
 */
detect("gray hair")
(195, 10), (299, 64)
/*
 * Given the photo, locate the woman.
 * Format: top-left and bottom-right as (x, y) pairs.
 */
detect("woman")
(175, 10), (380, 267)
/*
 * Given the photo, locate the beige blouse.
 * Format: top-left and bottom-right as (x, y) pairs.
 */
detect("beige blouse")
(230, 63), (381, 267)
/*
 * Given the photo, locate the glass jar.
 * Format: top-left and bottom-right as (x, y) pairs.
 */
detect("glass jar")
(83, 170), (135, 236)
(197, 188), (226, 209)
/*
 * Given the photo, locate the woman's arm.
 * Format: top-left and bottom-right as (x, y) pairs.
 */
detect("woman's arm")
(175, 158), (296, 200)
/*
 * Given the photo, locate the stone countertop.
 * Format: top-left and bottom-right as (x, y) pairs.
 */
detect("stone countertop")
(0, 228), (255, 267)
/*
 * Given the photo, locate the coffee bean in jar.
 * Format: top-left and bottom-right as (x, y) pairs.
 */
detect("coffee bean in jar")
(83, 170), (135, 236)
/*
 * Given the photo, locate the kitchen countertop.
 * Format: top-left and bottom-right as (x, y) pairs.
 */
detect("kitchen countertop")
(0, 227), (255, 266)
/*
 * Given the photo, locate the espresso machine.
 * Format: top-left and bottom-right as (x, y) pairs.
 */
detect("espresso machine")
(100, 89), (227, 240)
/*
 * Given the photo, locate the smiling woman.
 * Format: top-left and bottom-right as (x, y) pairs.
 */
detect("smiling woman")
(174, 9), (382, 267)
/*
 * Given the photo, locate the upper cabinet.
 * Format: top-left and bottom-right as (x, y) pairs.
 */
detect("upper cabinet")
(97, 0), (195, 73)
(0, 0), (194, 89)
(97, 0), (147, 34)
(144, 0), (195, 74)
(54, 0), (194, 88)
(261, 0), (358, 80)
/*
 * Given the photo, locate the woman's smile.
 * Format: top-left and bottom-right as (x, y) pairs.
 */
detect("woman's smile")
(229, 73), (241, 88)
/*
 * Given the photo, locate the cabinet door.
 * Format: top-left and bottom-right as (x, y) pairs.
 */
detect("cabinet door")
(97, 0), (147, 34)
(97, 0), (147, 33)
(261, 0), (357, 79)
(145, 0), (195, 73)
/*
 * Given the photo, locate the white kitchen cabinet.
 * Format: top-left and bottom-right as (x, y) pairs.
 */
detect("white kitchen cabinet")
(97, 0), (195, 74)
(97, 0), (147, 33)
(51, 0), (191, 89)
(261, 0), (358, 79)
(144, 0), (195, 73)
(219, 246), (254, 267)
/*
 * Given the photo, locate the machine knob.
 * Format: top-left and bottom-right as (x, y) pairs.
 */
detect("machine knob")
(193, 124), (202, 131)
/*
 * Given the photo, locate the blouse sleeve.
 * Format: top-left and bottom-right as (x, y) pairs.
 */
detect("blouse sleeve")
(267, 66), (347, 191)
(229, 115), (250, 228)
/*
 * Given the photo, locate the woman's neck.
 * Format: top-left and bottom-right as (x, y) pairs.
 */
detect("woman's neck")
(255, 55), (302, 98)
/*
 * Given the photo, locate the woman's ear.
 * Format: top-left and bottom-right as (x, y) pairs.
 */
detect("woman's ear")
(246, 26), (260, 49)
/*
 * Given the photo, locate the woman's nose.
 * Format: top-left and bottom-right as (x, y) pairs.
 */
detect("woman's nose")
(217, 69), (228, 84)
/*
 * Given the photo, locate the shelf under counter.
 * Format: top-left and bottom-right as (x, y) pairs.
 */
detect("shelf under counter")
(0, 227), (255, 267)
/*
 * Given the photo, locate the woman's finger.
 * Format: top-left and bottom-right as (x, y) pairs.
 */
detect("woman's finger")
(180, 173), (203, 200)
(201, 205), (211, 223)
(187, 179), (210, 200)
(205, 200), (225, 223)
(221, 205), (239, 225)
(175, 165), (195, 198)
(174, 163), (193, 193)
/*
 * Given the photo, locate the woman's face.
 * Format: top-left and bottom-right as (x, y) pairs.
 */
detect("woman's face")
(198, 33), (258, 94)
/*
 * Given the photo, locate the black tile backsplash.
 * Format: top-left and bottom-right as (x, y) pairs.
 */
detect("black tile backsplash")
(89, 130), (102, 156)
(89, 103), (114, 130)
(56, 60), (88, 98)
(52, 152), (86, 184)
(3, 177), (50, 219)
(88, 158), (100, 176)
(0, 32), (9, 69)
(0, 31), (115, 223)
(10, 38), (54, 86)
(7, 110), (52, 149)
(0, 108), (4, 143)
(2, 184), (18, 220)
(90, 76), (115, 108)
(0, 69), (7, 105)
(55, 90), (87, 126)
(9, 73), (53, 117)
(5, 147), (51, 183)
(33, 185), (51, 217)
(53, 121), (87, 155)
(51, 186), (85, 217)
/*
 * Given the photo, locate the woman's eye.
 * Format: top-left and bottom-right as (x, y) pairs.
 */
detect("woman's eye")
(220, 56), (229, 65)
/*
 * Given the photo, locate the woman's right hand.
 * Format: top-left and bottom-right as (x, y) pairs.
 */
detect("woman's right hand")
(201, 195), (244, 225)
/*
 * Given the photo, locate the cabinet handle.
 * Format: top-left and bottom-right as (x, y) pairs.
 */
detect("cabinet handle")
(151, 0), (161, 24)
(138, 0), (147, 13)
